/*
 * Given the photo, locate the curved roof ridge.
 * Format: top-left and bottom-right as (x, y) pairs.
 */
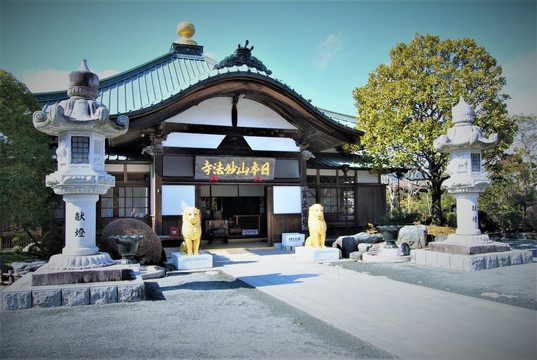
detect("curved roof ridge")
(34, 49), (361, 137)
(317, 108), (358, 130)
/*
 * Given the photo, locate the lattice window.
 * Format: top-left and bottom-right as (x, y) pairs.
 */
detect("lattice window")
(119, 187), (149, 218)
(71, 136), (89, 164)
(93, 139), (103, 155)
(100, 186), (149, 218)
(471, 153), (481, 172)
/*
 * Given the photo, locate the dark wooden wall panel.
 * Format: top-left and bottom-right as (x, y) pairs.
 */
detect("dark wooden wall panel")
(356, 185), (386, 226)
(271, 214), (302, 243)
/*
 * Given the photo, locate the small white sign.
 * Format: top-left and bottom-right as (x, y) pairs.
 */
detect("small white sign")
(282, 233), (305, 247)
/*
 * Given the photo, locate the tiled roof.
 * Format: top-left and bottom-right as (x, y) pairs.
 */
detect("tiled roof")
(318, 109), (358, 131)
(308, 152), (373, 169)
(35, 48), (359, 133)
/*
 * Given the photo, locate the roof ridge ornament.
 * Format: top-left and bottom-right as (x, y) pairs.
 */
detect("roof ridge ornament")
(214, 40), (272, 75)
(170, 21), (203, 56)
(174, 21), (197, 45)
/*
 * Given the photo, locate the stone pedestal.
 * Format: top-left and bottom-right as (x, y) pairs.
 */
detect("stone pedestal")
(412, 248), (533, 271)
(2, 269), (144, 310)
(295, 246), (339, 262)
(44, 252), (116, 271)
(172, 251), (213, 270)
(453, 192), (482, 235)
(429, 240), (510, 255)
(31, 265), (124, 286)
(63, 194), (100, 255)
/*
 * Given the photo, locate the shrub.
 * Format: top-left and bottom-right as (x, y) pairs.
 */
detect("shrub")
(445, 212), (457, 228)
(478, 210), (498, 233)
(12, 245), (23, 254)
(381, 208), (421, 225)
(38, 223), (65, 260)
(99, 218), (162, 265)
(526, 205), (537, 232)
(12, 234), (31, 247)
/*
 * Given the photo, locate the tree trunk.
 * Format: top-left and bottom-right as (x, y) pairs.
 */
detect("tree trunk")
(430, 177), (443, 225)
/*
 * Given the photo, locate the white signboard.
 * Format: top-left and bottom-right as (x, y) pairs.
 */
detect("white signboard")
(162, 185), (195, 215)
(273, 186), (301, 214)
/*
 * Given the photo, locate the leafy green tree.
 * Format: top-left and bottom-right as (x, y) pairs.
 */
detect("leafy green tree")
(353, 34), (514, 225)
(0, 69), (61, 254)
(481, 115), (537, 231)
(511, 114), (536, 184)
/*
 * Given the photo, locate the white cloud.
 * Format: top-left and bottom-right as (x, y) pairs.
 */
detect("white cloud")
(314, 33), (346, 70)
(22, 68), (120, 93)
(502, 49), (537, 116)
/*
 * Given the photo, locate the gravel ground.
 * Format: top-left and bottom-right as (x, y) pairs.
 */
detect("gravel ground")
(330, 237), (537, 310)
(1, 237), (534, 359)
(0, 270), (396, 360)
(331, 261), (536, 310)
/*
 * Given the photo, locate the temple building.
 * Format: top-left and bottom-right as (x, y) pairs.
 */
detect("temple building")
(34, 22), (387, 246)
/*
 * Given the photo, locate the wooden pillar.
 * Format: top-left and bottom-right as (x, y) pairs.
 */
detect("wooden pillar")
(145, 142), (164, 236)
(266, 185), (274, 246)
(153, 153), (163, 235)
(299, 156), (308, 232)
(354, 181), (360, 229)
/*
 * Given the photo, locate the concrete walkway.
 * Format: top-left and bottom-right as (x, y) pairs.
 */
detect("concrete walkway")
(212, 248), (537, 360)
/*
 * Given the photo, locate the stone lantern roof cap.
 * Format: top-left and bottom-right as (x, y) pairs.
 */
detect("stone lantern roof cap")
(67, 59), (100, 99)
(433, 96), (498, 152)
(452, 96), (474, 125)
(33, 60), (129, 138)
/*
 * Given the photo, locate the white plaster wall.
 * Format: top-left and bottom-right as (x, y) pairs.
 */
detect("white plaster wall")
(357, 170), (379, 183)
(244, 136), (299, 152)
(162, 185), (195, 215)
(105, 164), (124, 172)
(163, 133), (225, 149)
(127, 164), (151, 172)
(164, 97), (297, 130)
(165, 97), (232, 126)
(238, 98), (297, 129)
(163, 97), (299, 151)
(273, 186), (302, 214)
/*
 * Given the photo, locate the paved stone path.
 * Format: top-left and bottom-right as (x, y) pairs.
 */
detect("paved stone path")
(213, 249), (537, 360)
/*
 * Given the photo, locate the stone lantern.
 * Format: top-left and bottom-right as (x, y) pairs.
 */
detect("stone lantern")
(33, 60), (128, 270)
(411, 96), (533, 270)
(432, 97), (500, 246)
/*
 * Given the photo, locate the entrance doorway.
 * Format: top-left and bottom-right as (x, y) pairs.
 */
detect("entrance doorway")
(200, 185), (266, 242)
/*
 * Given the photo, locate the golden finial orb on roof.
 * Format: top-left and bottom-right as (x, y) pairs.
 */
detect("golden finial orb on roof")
(175, 21), (197, 45)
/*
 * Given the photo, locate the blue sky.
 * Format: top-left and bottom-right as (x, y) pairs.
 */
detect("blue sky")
(1, 0), (535, 116)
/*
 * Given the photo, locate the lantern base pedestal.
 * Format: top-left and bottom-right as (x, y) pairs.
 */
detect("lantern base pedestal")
(42, 252), (116, 271)
(429, 234), (510, 255)
(445, 233), (492, 244)
(31, 265), (125, 286)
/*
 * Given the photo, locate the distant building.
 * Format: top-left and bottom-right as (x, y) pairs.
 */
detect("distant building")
(34, 22), (387, 246)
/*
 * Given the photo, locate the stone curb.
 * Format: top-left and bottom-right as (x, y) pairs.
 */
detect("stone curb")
(411, 248), (533, 271)
(1, 272), (144, 311)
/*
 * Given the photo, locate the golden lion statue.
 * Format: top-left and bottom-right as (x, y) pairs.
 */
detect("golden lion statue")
(305, 203), (327, 248)
(180, 206), (202, 255)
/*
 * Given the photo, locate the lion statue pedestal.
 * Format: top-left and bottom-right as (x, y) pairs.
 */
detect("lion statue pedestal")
(171, 206), (213, 270)
(172, 251), (213, 270)
(296, 204), (339, 261)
